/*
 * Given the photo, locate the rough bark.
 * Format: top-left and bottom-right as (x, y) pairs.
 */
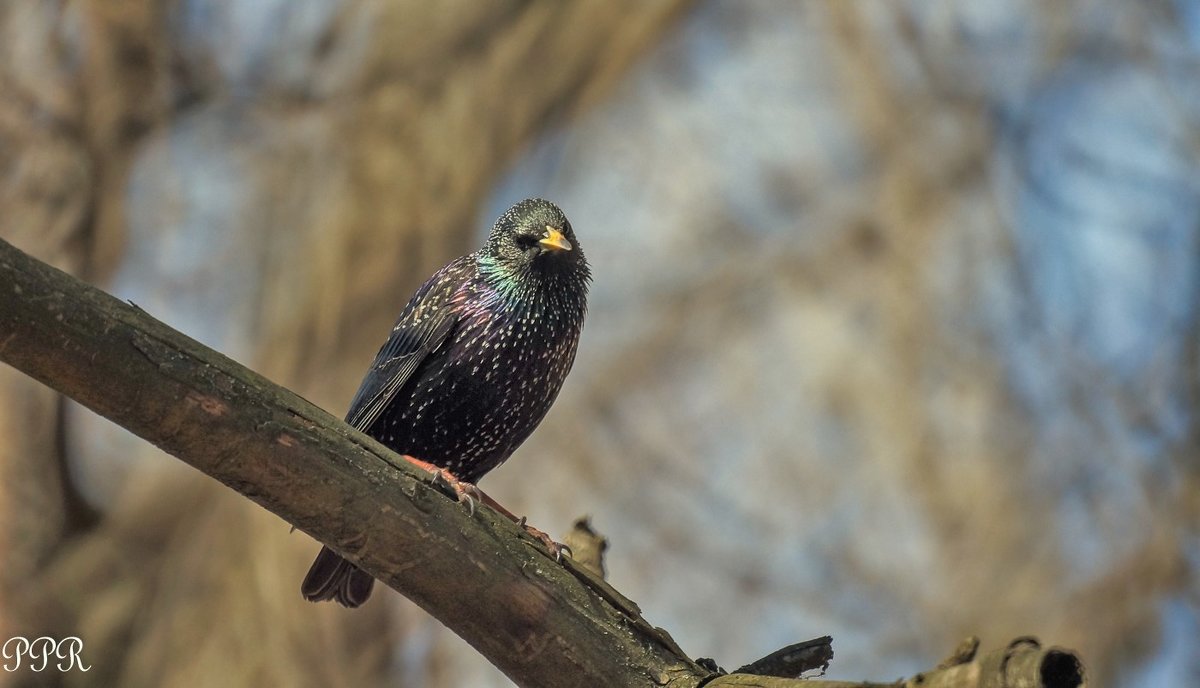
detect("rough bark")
(0, 236), (1087, 688)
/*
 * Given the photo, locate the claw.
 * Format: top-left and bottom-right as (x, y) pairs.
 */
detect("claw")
(403, 455), (479, 515)
(398, 456), (569, 560)
(436, 470), (480, 515)
(547, 541), (572, 562)
(520, 521), (571, 561)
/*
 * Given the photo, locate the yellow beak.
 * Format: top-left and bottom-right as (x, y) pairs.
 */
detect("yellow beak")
(539, 226), (572, 252)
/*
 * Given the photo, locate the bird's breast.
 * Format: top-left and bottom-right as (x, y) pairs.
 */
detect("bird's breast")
(452, 304), (581, 390)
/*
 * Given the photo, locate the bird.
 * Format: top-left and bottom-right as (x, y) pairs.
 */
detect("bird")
(301, 198), (590, 607)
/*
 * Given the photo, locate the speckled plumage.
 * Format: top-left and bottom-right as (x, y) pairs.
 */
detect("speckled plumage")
(302, 198), (589, 607)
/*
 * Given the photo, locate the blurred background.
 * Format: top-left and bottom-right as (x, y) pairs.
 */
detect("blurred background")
(1, 1), (1198, 686)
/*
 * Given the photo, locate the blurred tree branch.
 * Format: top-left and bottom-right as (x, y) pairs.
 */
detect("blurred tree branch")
(704, 637), (1083, 688)
(0, 237), (1086, 688)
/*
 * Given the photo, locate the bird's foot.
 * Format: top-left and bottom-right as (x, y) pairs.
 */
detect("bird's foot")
(516, 516), (572, 561)
(430, 469), (481, 516)
(398, 456), (568, 560)
(402, 455), (481, 515)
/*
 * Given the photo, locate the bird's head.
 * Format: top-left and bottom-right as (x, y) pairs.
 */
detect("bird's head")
(481, 198), (590, 287)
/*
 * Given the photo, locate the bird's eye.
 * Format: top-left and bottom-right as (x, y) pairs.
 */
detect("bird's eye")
(514, 234), (539, 250)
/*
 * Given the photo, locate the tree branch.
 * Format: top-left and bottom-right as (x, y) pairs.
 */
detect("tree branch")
(704, 637), (1084, 688)
(0, 237), (1087, 688)
(0, 237), (703, 687)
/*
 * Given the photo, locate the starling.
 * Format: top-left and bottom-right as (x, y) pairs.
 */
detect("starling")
(301, 198), (590, 607)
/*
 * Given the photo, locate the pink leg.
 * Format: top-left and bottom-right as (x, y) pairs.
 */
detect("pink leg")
(400, 455), (481, 514)
(401, 455), (571, 560)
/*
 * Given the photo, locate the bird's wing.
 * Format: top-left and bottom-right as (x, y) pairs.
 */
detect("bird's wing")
(343, 259), (469, 433)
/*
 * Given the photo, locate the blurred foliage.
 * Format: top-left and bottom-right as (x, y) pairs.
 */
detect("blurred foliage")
(2, 2), (1198, 688)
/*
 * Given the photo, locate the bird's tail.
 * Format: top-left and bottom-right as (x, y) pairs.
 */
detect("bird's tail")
(301, 546), (375, 607)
